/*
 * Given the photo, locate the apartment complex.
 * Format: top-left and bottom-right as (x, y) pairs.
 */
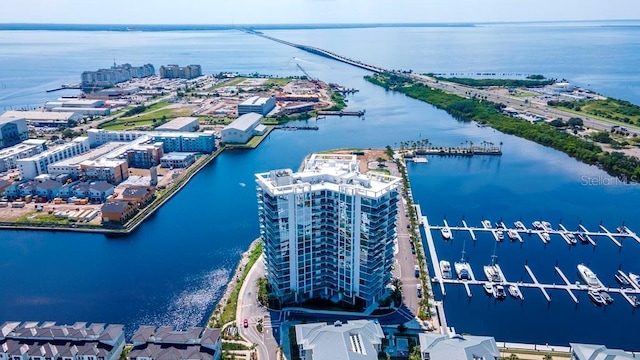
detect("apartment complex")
(0, 321), (125, 360)
(237, 95), (276, 116)
(256, 154), (400, 307)
(81, 63), (155, 88)
(17, 137), (90, 180)
(0, 117), (29, 149)
(159, 64), (202, 79)
(87, 129), (215, 154)
(0, 139), (47, 172)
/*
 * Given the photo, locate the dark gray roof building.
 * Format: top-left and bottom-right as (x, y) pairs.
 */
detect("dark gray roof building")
(128, 326), (222, 360)
(0, 321), (125, 360)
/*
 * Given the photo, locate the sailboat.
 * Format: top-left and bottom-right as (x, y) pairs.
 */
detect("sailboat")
(483, 241), (502, 282)
(454, 238), (471, 280)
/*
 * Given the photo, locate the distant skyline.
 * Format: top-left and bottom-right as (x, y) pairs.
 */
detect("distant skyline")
(1, 0), (639, 25)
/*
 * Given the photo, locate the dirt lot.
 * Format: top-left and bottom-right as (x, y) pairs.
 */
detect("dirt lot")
(0, 202), (103, 224)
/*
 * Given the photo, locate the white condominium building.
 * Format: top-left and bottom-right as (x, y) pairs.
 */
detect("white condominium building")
(255, 153), (400, 307)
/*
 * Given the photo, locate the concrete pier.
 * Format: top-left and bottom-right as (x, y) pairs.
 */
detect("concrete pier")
(554, 266), (579, 304)
(524, 265), (551, 302)
(599, 224), (622, 247)
(423, 215), (446, 296)
(461, 220), (476, 241)
(578, 225), (597, 246)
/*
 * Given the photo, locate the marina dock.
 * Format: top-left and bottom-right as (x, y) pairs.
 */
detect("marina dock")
(316, 110), (365, 117)
(427, 218), (638, 246)
(524, 265), (551, 302)
(423, 215), (446, 297)
(554, 266), (579, 304)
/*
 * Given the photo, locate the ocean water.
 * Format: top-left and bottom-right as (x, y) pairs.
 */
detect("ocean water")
(0, 22), (639, 348)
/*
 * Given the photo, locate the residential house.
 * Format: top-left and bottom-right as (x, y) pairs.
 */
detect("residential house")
(35, 179), (62, 200)
(295, 320), (385, 360)
(127, 325), (221, 360)
(121, 186), (155, 207)
(101, 201), (137, 223)
(88, 181), (115, 203)
(418, 333), (500, 360)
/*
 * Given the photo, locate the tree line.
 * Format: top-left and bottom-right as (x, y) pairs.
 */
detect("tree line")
(366, 73), (640, 182)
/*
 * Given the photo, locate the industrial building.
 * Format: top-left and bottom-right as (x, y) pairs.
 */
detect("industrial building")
(159, 64), (202, 79)
(0, 139), (47, 172)
(255, 154), (400, 307)
(0, 321), (125, 360)
(45, 99), (106, 109)
(220, 113), (266, 144)
(51, 106), (111, 116)
(160, 152), (197, 168)
(87, 129), (216, 153)
(418, 333), (500, 360)
(17, 137), (90, 180)
(128, 326), (222, 360)
(154, 116), (199, 132)
(1, 110), (82, 127)
(295, 320), (384, 360)
(237, 95), (276, 116)
(0, 116), (29, 149)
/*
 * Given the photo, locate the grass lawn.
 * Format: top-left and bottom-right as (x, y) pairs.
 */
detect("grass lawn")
(102, 106), (194, 131)
(557, 105), (640, 131)
(17, 213), (70, 225)
(264, 77), (292, 86)
(207, 77), (247, 90)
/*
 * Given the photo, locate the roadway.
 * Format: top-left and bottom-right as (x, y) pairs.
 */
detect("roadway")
(387, 159), (421, 316)
(237, 255), (280, 360)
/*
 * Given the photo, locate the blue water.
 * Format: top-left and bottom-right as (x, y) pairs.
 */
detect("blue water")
(0, 22), (639, 348)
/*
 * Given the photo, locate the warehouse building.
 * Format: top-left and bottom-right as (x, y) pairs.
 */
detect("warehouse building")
(220, 113), (266, 144)
(237, 95), (276, 116)
(154, 116), (199, 132)
(1, 110), (82, 127)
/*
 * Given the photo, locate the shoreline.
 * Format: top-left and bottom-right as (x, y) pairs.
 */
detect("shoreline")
(0, 146), (225, 235)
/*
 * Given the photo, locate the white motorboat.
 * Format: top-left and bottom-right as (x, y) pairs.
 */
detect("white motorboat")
(514, 221), (526, 231)
(483, 265), (502, 282)
(542, 221), (553, 232)
(541, 232), (550, 243)
(493, 284), (506, 299)
(532, 221), (543, 230)
(496, 231), (504, 241)
(441, 227), (452, 240)
(588, 290), (606, 306)
(507, 229), (519, 241)
(508, 284), (524, 300)
(482, 220), (492, 229)
(578, 264), (601, 288)
(629, 273), (640, 286)
(440, 260), (452, 279)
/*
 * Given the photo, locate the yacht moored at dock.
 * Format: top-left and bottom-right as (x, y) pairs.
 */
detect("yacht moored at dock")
(600, 291), (614, 304)
(542, 221), (554, 232)
(532, 221), (543, 230)
(514, 221), (526, 231)
(507, 229), (519, 241)
(496, 230), (504, 241)
(441, 227), (452, 240)
(540, 232), (551, 243)
(564, 232), (577, 245)
(493, 284), (507, 299)
(508, 284), (524, 300)
(588, 290), (606, 306)
(482, 220), (492, 229)
(629, 273), (640, 286)
(578, 264), (602, 288)
(576, 232), (588, 244)
(440, 260), (452, 279)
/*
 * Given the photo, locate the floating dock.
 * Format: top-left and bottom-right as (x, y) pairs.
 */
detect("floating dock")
(524, 265), (551, 302)
(555, 266), (579, 304)
(423, 215), (446, 296)
(428, 219), (637, 246)
(316, 110), (365, 117)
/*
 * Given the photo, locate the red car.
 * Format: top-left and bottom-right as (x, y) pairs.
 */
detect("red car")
(243, 318), (249, 328)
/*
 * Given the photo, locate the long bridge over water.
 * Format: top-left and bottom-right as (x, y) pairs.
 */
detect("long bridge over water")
(242, 29), (387, 73)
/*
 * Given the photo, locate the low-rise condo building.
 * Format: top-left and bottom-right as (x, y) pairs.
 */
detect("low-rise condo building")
(295, 320), (384, 360)
(128, 325), (221, 360)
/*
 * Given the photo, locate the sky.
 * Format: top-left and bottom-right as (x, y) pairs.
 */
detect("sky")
(1, 0), (639, 25)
